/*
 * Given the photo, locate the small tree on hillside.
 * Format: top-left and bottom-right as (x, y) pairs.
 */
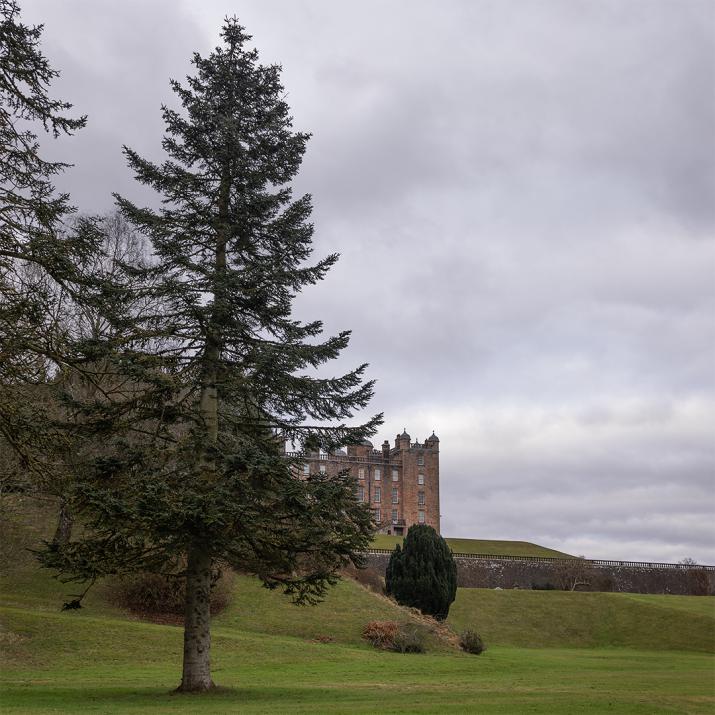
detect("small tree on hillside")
(385, 525), (457, 620)
(554, 556), (592, 592)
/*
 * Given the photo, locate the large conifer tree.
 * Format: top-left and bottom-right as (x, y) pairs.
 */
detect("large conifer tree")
(40, 19), (381, 691)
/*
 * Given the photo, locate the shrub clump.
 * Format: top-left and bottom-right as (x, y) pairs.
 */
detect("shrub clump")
(362, 620), (427, 653)
(392, 623), (427, 653)
(109, 568), (233, 616)
(362, 620), (399, 649)
(459, 629), (485, 655)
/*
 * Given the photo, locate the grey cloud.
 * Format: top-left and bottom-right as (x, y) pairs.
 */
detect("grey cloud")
(20, 0), (715, 562)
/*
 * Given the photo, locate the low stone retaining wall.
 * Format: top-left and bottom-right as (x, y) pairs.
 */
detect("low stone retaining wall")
(363, 551), (715, 596)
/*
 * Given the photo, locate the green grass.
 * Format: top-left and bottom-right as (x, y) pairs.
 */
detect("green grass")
(1, 499), (713, 713)
(448, 588), (715, 652)
(2, 563), (714, 713)
(2, 600), (714, 714)
(217, 574), (449, 649)
(371, 534), (574, 558)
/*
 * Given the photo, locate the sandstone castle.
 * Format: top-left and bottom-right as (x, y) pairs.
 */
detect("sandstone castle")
(287, 429), (440, 536)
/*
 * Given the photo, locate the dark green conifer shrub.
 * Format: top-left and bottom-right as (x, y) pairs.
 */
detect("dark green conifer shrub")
(385, 524), (457, 620)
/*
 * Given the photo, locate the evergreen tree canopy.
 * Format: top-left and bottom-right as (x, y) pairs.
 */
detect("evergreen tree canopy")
(0, 0), (87, 283)
(385, 524), (458, 620)
(0, 0), (93, 488)
(37, 18), (382, 691)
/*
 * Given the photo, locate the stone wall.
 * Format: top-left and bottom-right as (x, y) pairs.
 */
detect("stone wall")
(364, 552), (715, 596)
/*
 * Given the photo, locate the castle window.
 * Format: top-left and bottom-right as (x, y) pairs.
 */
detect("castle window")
(418, 473), (424, 485)
(373, 509), (381, 523)
(302, 464), (309, 475)
(319, 464), (326, 474)
(391, 469), (399, 481)
(374, 487), (381, 503)
(417, 455), (424, 466)
(358, 468), (365, 479)
(418, 491), (425, 506)
(418, 510), (425, 524)
(374, 469), (381, 481)
(391, 487), (399, 504)
(391, 509), (398, 524)
(358, 486), (365, 502)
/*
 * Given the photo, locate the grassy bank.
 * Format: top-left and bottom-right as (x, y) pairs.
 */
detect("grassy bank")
(371, 534), (574, 558)
(2, 601), (713, 714)
(1, 499), (713, 713)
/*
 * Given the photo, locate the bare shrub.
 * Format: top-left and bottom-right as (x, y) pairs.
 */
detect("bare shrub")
(362, 620), (399, 649)
(392, 623), (427, 653)
(554, 557), (592, 591)
(459, 629), (486, 655)
(362, 620), (427, 653)
(109, 567), (233, 616)
(343, 563), (385, 594)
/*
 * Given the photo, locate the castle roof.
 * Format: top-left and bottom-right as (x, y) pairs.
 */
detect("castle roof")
(426, 431), (439, 443)
(400, 429), (410, 440)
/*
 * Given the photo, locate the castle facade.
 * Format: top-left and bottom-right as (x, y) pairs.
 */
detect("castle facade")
(288, 429), (440, 536)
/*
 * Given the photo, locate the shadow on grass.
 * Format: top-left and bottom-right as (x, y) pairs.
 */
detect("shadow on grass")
(0, 683), (375, 713)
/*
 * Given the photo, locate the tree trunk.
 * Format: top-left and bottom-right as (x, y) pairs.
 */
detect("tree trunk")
(177, 168), (229, 692)
(52, 499), (73, 546)
(178, 546), (214, 692)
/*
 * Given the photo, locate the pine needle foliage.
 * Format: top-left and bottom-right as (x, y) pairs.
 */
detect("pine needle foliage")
(35, 18), (382, 690)
(0, 0), (95, 497)
(386, 525), (458, 620)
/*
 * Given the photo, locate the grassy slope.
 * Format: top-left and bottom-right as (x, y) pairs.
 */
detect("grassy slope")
(449, 588), (715, 652)
(2, 611), (712, 714)
(371, 534), (574, 558)
(2, 562), (714, 713)
(217, 575), (450, 648)
(1, 499), (714, 713)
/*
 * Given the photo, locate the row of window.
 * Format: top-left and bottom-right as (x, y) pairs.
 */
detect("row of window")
(356, 486), (426, 506)
(372, 509), (426, 524)
(304, 463), (426, 485)
(357, 468), (400, 481)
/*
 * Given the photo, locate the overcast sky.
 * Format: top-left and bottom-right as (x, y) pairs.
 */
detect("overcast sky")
(22, 0), (715, 563)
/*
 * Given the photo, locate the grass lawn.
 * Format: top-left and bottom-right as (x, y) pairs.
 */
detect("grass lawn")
(2, 603), (714, 714)
(1, 500), (713, 713)
(449, 588), (715, 651)
(371, 534), (574, 558)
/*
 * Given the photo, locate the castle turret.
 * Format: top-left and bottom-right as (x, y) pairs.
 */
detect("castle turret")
(396, 429), (410, 451)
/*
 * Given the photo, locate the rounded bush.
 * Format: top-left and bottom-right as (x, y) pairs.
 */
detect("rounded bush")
(459, 629), (485, 655)
(392, 624), (427, 653)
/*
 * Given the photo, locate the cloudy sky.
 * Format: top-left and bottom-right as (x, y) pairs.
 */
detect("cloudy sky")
(23, 0), (715, 563)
